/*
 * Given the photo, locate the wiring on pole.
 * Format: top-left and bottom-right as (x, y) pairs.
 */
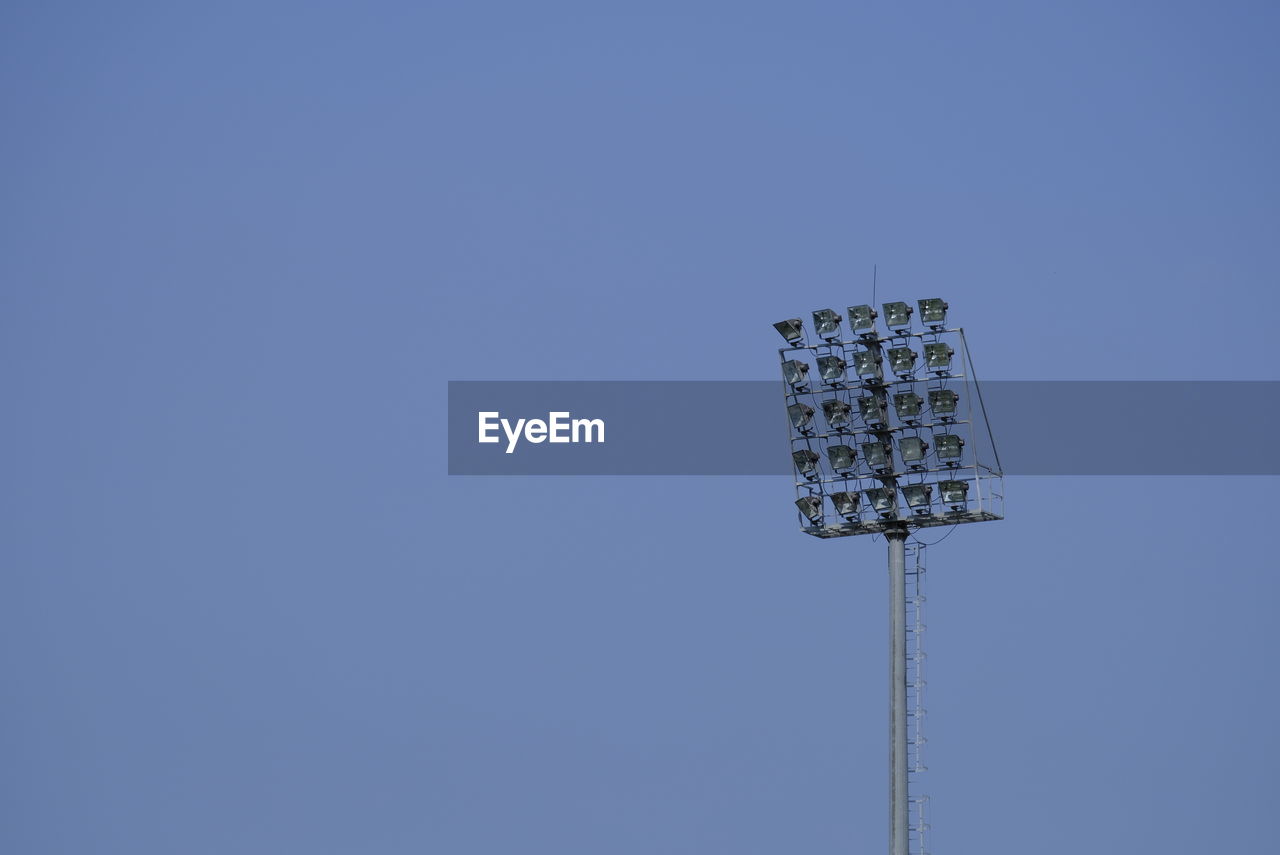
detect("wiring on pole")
(910, 524), (958, 547)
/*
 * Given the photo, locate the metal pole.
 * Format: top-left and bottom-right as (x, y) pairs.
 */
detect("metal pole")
(887, 527), (909, 855)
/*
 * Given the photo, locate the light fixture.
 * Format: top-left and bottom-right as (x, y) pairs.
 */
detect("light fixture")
(899, 436), (929, 467)
(773, 319), (805, 344)
(902, 483), (933, 513)
(848, 304), (878, 333)
(882, 301), (913, 330)
(782, 359), (810, 388)
(934, 433), (964, 461)
(774, 297), (1005, 855)
(788, 403), (815, 432)
(857, 396), (888, 426)
(924, 342), (954, 372)
(830, 491), (860, 518)
(792, 449), (821, 477)
(861, 440), (892, 471)
(822, 399), (853, 430)
(816, 355), (847, 384)
(887, 346), (917, 377)
(795, 495), (823, 522)
(939, 479), (969, 509)
(893, 391), (922, 422)
(827, 444), (856, 470)
(918, 298), (948, 328)
(865, 487), (896, 517)
(852, 348), (883, 381)
(929, 388), (958, 417)
(774, 297), (1006, 855)
(812, 309), (842, 339)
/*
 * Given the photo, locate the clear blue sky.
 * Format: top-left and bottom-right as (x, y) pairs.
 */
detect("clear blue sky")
(3, 2), (1278, 853)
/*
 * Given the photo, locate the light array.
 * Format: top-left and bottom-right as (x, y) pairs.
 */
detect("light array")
(775, 299), (1003, 537)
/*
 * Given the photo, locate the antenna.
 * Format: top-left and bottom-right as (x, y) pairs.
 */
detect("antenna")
(872, 264), (878, 308)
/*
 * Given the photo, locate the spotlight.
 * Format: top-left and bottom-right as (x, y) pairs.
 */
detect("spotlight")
(822, 399), (853, 430)
(792, 449), (821, 477)
(812, 309), (842, 340)
(865, 487), (897, 517)
(924, 342), (954, 372)
(934, 433), (964, 461)
(773, 319), (805, 344)
(918, 298), (948, 328)
(899, 436), (929, 467)
(848, 304), (878, 334)
(902, 484), (933, 513)
(861, 440), (892, 471)
(782, 359), (810, 388)
(827, 444), (856, 471)
(795, 495), (823, 523)
(852, 348), (883, 381)
(857, 395), (888, 426)
(816, 355), (847, 385)
(887, 346), (917, 377)
(882, 301), (913, 330)
(893, 391), (923, 422)
(929, 388), (958, 418)
(788, 403), (815, 432)
(939, 479), (969, 509)
(830, 491), (860, 518)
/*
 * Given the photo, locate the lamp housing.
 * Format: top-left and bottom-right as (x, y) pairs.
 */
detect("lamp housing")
(795, 495), (823, 522)
(918, 298), (948, 327)
(792, 449), (821, 476)
(848, 304), (878, 333)
(816, 355), (846, 384)
(773, 319), (804, 344)
(812, 309), (842, 339)
(788, 402), (815, 431)
(882, 301), (913, 330)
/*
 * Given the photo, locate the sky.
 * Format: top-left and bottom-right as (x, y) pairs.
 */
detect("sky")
(3, 2), (1278, 853)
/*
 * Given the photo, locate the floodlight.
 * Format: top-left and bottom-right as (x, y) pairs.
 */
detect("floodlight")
(827, 444), (856, 470)
(788, 402), (815, 432)
(816, 355), (847, 384)
(924, 342), (954, 372)
(771, 297), (1005, 855)
(887, 346), (917, 377)
(893, 391), (923, 422)
(795, 495), (823, 522)
(918, 298), (948, 328)
(934, 433), (964, 461)
(830, 491), (860, 518)
(857, 396), (888, 426)
(781, 359), (810, 388)
(865, 487), (896, 517)
(792, 449), (821, 477)
(902, 483), (933, 513)
(899, 436), (928, 467)
(774, 319), (804, 344)
(929, 388), (958, 417)
(939, 479), (969, 509)
(848, 304), (878, 333)
(861, 440), (892, 471)
(882, 301), (913, 330)
(812, 309), (842, 339)
(822, 399), (853, 429)
(852, 349), (883, 381)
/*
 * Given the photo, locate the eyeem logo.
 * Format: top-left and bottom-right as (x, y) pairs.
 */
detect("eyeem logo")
(478, 411), (605, 454)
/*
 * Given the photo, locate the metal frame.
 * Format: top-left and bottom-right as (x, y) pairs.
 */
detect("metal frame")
(779, 322), (1003, 537)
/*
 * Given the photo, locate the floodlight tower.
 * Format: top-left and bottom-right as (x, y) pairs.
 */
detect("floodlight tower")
(773, 300), (1003, 855)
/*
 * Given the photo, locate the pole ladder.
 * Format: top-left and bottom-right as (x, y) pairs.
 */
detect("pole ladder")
(904, 543), (930, 855)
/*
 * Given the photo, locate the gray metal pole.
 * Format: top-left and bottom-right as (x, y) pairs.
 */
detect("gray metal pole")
(887, 527), (909, 855)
